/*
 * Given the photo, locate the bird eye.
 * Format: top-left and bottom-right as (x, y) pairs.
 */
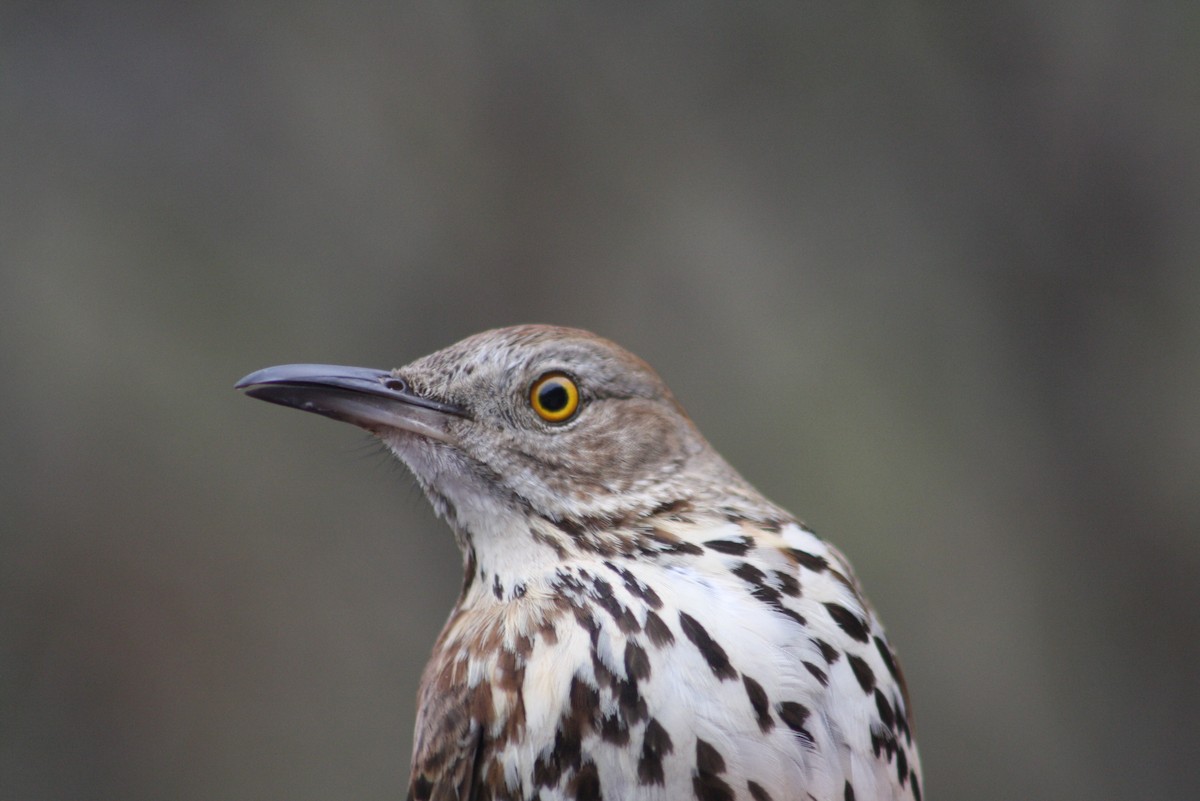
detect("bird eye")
(530, 372), (580, 423)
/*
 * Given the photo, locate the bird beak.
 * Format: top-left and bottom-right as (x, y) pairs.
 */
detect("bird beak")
(235, 364), (467, 443)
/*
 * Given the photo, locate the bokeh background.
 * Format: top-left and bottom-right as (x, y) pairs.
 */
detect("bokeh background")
(3, 3), (1198, 799)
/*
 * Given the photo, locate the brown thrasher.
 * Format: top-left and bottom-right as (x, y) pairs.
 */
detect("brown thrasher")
(238, 325), (922, 801)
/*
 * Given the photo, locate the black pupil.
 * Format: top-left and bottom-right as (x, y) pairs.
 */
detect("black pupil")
(538, 381), (569, 412)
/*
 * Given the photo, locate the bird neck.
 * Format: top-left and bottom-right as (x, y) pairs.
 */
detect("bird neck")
(439, 481), (793, 611)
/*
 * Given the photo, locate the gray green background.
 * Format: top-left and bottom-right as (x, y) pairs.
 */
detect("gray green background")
(3, 4), (1197, 800)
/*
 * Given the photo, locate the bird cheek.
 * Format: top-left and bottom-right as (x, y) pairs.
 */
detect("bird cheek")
(614, 415), (684, 472)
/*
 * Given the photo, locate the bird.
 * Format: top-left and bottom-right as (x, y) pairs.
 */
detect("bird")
(236, 325), (922, 801)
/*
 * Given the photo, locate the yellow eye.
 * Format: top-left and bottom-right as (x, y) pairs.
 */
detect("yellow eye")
(530, 372), (580, 423)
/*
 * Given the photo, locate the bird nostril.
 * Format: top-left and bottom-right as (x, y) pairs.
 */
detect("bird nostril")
(383, 377), (407, 392)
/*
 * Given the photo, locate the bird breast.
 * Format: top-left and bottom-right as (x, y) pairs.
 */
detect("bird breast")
(413, 517), (919, 801)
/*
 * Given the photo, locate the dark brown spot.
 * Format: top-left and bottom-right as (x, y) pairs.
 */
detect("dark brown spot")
(589, 577), (640, 633)
(624, 640), (651, 681)
(704, 536), (753, 555)
(721, 508), (746, 524)
(847, 654), (875, 693)
(824, 603), (870, 643)
(875, 635), (914, 727)
(500, 692), (527, 748)
(572, 605), (600, 645)
(911, 772), (922, 801)
(893, 692), (912, 742)
(599, 712), (629, 745)
(638, 718), (673, 785)
(496, 646), (525, 692)
(469, 680), (493, 724)
(572, 760), (601, 801)
(636, 582), (663, 609)
(774, 570), (801, 597)
(555, 569), (584, 592)
(411, 775), (432, 801)
(616, 676), (648, 722)
(555, 517), (588, 540)
(751, 584), (781, 605)
(570, 676), (600, 731)
(896, 747), (909, 785)
(814, 638), (840, 664)
(829, 568), (857, 596)
(875, 689), (895, 732)
(784, 547), (828, 572)
(645, 611), (675, 647)
(732, 561), (767, 586)
(651, 498), (693, 518)
(492, 574), (504, 600)
(604, 561), (663, 609)
(748, 781), (773, 801)
(737, 564), (807, 627)
(874, 635), (900, 681)
(532, 527), (567, 559)
(590, 651), (617, 694)
(532, 754), (557, 788)
(666, 540), (705, 556)
(695, 739), (726, 774)
(679, 611), (737, 680)
(774, 606), (807, 628)
(552, 516), (623, 559)
(693, 772), (735, 801)
(803, 661), (828, 686)
(646, 527), (705, 556)
(617, 610), (641, 633)
(543, 724), (582, 785)
(871, 728), (898, 761)
(742, 675), (773, 732)
(777, 701), (814, 746)
(484, 759), (510, 801)
(844, 780), (856, 801)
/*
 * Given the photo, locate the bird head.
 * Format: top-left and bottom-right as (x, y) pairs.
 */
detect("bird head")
(237, 326), (744, 537)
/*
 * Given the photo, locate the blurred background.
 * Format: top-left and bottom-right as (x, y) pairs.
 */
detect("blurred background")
(2, 3), (1198, 799)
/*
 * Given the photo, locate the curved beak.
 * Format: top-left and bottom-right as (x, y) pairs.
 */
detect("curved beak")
(235, 364), (467, 443)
